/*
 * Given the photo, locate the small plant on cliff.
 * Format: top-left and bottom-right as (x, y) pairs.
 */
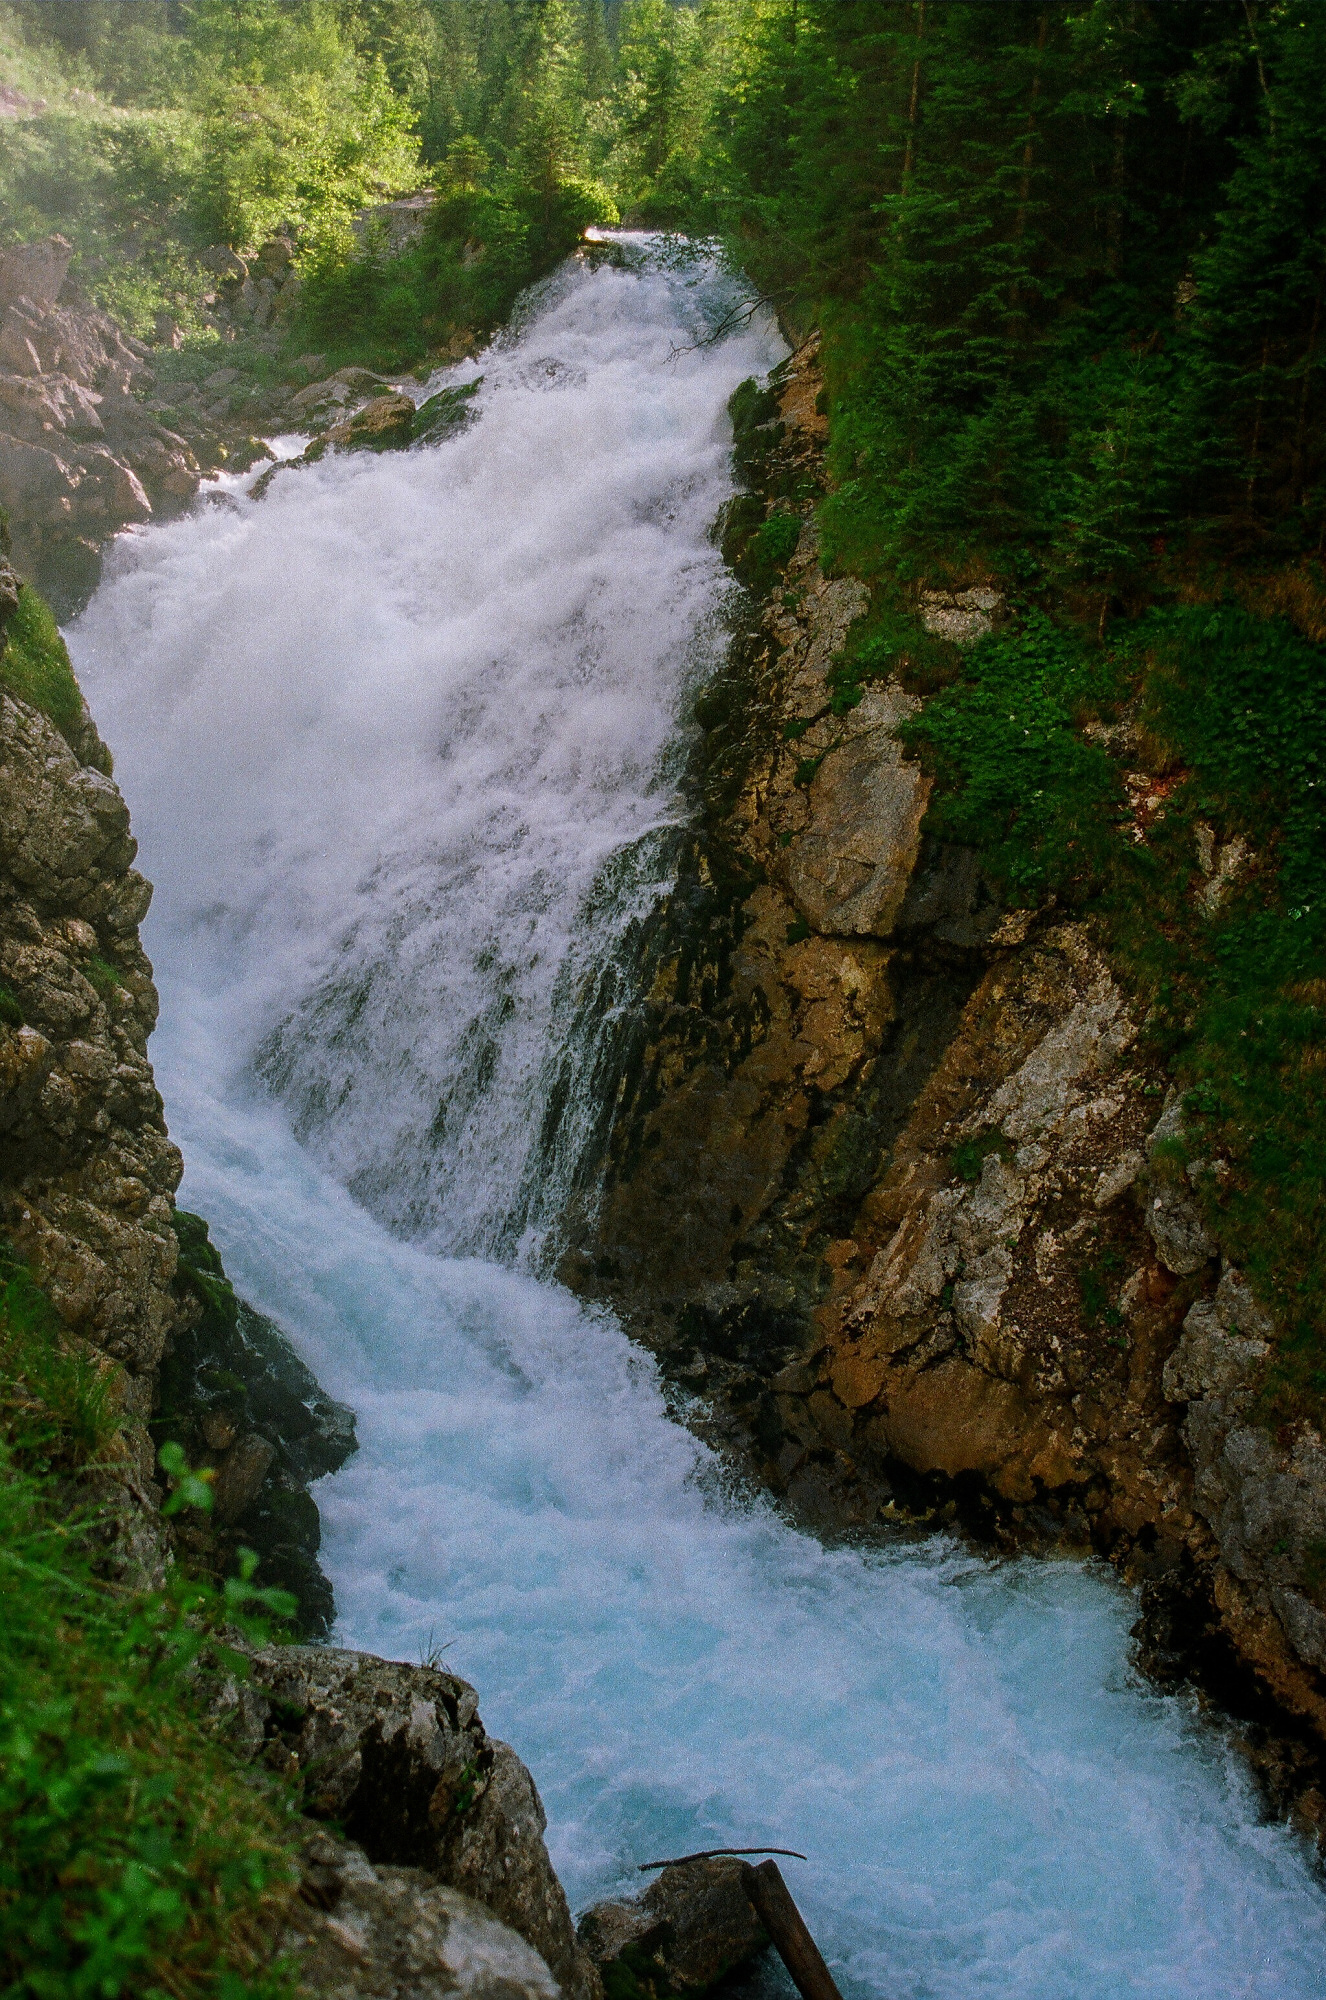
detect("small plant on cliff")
(949, 1129), (1014, 1184)
(901, 612), (1124, 901)
(0, 1241), (115, 1469)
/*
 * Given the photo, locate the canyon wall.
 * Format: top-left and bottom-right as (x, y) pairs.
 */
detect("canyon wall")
(569, 338), (1326, 1835)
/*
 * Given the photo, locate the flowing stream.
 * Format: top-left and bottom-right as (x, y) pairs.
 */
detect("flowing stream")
(71, 243), (1326, 1998)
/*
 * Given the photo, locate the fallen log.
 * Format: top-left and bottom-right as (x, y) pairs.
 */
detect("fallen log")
(740, 1860), (844, 2000)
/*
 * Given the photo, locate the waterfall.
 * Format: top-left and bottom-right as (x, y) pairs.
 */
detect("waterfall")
(70, 241), (1326, 1999)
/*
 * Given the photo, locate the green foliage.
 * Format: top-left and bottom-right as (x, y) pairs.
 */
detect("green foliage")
(1120, 607), (1326, 1387)
(189, 57), (421, 255)
(172, 1207), (240, 1330)
(703, 2), (1326, 588)
(901, 611), (1124, 898)
(84, 956), (124, 999)
(0, 1242), (303, 1997)
(737, 508), (800, 592)
(0, 1241), (115, 1470)
(1078, 1247), (1126, 1329)
(0, 986), (24, 1028)
(0, 585), (83, 742)
(0, 1455), (301, 1999)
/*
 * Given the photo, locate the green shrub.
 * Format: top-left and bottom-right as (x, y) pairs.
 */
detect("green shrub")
(950, 1129), (1015, 1184)
(900, 610), (1124, 899)
(0, 585), (83, 742)
(0, 1246), (303, 1998)
(0, 1454), (302, 1999)
(84, 956), (125, 999)
(0, 1241), (115, 1470)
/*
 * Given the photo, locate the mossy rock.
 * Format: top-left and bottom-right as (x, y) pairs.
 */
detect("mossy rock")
(412, 377), (482, 446)
(305, 392), (417, 461)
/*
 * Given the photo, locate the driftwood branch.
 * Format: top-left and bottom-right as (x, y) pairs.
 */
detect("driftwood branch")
(636, 1846), (808, 1872)
(741, 1859), (844, 2000)
(668, 293), (778, 360)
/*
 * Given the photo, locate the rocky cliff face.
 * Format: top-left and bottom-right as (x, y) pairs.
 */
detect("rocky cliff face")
(0, 235), (203, 606)
(569, 337), (1326, 1836)
(0, 625), (181, 1516)
(0, 232), (433, 614)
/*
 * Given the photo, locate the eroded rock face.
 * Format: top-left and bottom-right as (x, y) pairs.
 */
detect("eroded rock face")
(204, 1645), (600, 2000)
(568, 339), (987, 1394)
(287, 1832), (561, 2000)
(1162, 1272), (1326, 1726)
(1, 686), (182, 1489)
(306, 392), (418, 460)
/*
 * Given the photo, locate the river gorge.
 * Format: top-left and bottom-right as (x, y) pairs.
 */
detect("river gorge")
(61, 240), (1326, 1997)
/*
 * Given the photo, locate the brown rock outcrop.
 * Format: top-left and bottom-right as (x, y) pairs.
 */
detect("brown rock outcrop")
(578, 1859), (767, 1997)
(286, 1832), (561, 2000)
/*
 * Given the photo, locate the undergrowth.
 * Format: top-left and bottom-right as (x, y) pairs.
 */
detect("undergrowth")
(0, 1244), (305, 1998)
(0, 585), (83, 742)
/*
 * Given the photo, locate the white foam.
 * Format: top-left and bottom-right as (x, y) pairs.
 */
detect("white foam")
(70, 243), (1326, 1997)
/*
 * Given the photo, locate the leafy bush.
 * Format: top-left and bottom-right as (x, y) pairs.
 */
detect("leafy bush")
(900, 611), (1124, 899)
(0, 585), (83, 742)
(0, 1245), (304, 1999)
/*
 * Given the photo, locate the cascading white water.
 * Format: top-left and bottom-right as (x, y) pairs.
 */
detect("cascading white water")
(71, 242), (1326, 1998)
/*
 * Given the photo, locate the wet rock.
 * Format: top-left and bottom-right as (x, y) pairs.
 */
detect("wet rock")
(207, 1646), (599, 2000)
(413, 380), (482, 446)
(156, 1208), (357, 1633)
(287, 1831), (561, 2000)
(306, 393), (417, 460)
(578, 1860), (767, 1998)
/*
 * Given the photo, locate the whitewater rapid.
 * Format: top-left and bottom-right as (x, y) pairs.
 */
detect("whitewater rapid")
(71, 244), (1326, 1998)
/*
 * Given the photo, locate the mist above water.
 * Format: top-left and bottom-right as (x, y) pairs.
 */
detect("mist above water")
(71, 242), (1326, 1998)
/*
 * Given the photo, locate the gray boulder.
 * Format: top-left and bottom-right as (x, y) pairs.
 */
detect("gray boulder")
(287, 1832), (561, 2000)
(204, 1644), (600, 2000)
